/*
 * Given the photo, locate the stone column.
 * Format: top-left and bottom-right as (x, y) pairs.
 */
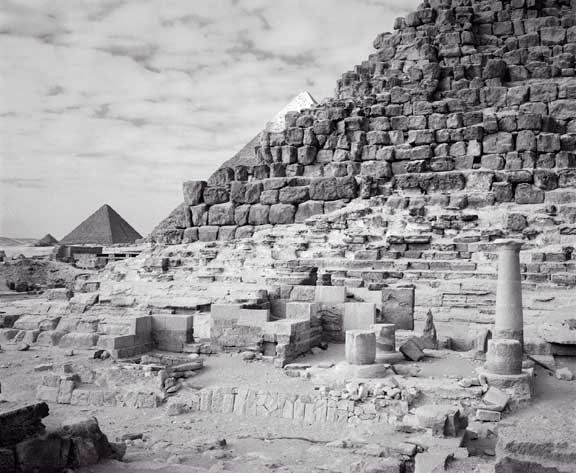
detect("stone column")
(345, 330), (376, 365)
(494, 240), (524, 346)
(485, 339), (523, 375)
(371, 324), (396, 353)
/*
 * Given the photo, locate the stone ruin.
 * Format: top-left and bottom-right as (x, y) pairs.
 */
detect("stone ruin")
(2, 0), (576, 471)
(0, 402), (124, 472)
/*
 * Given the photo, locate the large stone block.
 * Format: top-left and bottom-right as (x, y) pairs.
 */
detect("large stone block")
(295, 201), (324, 223)
(208, 203), (235, 226)
(190, 204), (208, 226)
(183, 180), (206, 205)
(269, 204), (296, 224)
(279, 186), (309, 204)
(248, 204), (270, 225)
(343, 303), (377, 331)
(515, 183), (544, 204)
(203, 187), (229, 205)
(315, 286), (346, 303)
(208, 168), (234, 187)
(309, 178), (339, 200)
(381, 286), (414, 330)
(198, 226), (219, 241)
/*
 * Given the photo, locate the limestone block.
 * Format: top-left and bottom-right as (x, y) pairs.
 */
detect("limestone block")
(337, 176), (358, 199)
(234, 204), (251, 226)
(235, 226), (254, 239)
(295, 201), (324, 223)
(269, 204), (295, 225)
(190, 204), (208, 226)
(279, 186), (309, 204)
(381, 286), (414, 330)
(218, 226), (237, 241)
(343, 303), (376, 331)
(399, 339), (424, 361)
(309, 178), (338, 200)
(533, 170), (558, 190)
(237, 309), (270, 327)
(515, 183), (544, 204)
(198, 226), (219, 242)
(298, 146), (317, 165)
(208, 203), (235, 226)
(182, 227), (198, 243)
(315, 286), (346, 303)
(345, 330), (376, 365)
(559, 169), (576, 187)
(248, 204), (270, 225)
(260, 190), (279, 205)
(59, 333), (99, 349)
(183, 180), (206, 205)
(208, 168), (234, 187)
(203, 187), (229, 205)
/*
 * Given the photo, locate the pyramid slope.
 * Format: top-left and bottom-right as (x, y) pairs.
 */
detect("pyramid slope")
(60, 205), (142, 245)
(34, 233), (58, 247)
(216, 91), (317, 171)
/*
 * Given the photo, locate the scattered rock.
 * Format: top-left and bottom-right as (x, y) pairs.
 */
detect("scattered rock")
(17, 342), (30, 352)
(399, 339), (425, 362)
(555, 367), (574, 381)
(64, 349), (74, 356)
(33, 363), (53, 372)
(482, 387), (510, 412)
(241, 351), (256, 361)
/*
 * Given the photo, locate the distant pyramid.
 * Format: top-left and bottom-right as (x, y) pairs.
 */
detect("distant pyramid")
(34, 233), (58, 247)
(219, 91), (317, 169)
(59, 204), (142, 245)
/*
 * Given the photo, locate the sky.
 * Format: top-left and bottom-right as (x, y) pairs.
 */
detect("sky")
(0, 0), (419, 239)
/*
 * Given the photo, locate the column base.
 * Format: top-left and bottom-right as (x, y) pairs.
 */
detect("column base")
(479, 369), (533, 406)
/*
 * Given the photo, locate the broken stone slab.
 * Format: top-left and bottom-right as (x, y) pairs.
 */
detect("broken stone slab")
(481, 387), (510, 412)
(399, 339), (425, 362)
(476, 409), (501, 422)
(413, 405), (467, 438)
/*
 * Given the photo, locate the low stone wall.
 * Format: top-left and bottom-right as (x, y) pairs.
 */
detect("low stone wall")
(37, 372), (158, 409)
(168, 386), (410, 426)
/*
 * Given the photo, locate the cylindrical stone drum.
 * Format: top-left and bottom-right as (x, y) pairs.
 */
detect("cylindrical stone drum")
(345, 330), (376, 365)
(371, 323), (396, 353)
(485, 339), (523, 375)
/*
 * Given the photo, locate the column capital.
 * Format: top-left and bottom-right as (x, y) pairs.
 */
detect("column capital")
(494, 239), (523, 251)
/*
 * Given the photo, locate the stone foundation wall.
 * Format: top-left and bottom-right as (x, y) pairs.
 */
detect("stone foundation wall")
(168, 386), (411, 427)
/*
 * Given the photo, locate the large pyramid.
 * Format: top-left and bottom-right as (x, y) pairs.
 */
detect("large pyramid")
(60, 204), (142, 245)
(218, 91), (318, 170)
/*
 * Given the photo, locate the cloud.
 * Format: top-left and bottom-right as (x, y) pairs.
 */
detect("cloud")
(0, 0), (420, 238)
(0, 178), (46, 189)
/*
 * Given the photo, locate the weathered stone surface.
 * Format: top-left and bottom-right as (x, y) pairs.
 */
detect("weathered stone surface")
(182, 181), (206, 205)
(295, 201), (324, 223)
(208, 203), (235, 226)
(269, 204), (296, 225)
(248, 204), (270, 225)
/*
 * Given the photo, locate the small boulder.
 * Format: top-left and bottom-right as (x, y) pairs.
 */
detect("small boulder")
(556, 367), (574, 381)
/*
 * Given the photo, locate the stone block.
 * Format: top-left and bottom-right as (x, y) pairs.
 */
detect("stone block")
(399, 339), (424, 361)
(345, 330), (376, 365)
(182, 227), (199, 243)
(190, 204), (208, 226)
(198, 226), (219, 241)
(381, 286), (414, 330)
(269, 204), (295, 224)
(371, 323), (396, 353)
(218, 225), (237, 241)
(515, 183), (544, 204)
(203, 187), (229, 205)
(237, 309), (270, 327)
(183, 180), (206, 205)
(279, 186), (309, 204)
(315, 286), (346, 303)
(208, 203), (235, 226)
(343, 303), (376, 331)
(295, 201), (324, 223)
(248, 204), (270, 225)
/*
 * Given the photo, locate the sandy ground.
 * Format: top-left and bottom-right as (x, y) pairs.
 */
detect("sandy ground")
(0, 245), (54, 258)
(1, 342), (573, 472)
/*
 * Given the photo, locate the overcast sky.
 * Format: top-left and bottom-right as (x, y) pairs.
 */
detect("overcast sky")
(0, 0), (419, 239)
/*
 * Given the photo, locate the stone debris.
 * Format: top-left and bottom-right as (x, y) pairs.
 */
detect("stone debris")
(399, 339), (425, 362)
(481, 388), (510, 413)
(555, 367), (574, 381)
